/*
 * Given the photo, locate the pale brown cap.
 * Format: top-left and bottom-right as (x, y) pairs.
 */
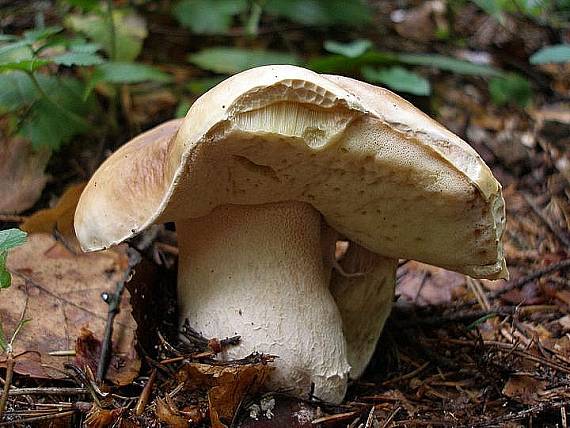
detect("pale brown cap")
(75, 65), (507, 279)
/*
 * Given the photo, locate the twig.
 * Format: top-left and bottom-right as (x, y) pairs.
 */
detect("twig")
(365, 406), (376, 428)
(523, 194), (570, 249)
(0, 410), (75, 426)
(311, 411), (359, 425)
(6, 387), (88, 396)
(381, 406), (400, 428)
(382, 362), (429, 386)
(96, 248), (141, 383)
(440, 338), (570, 374)
(488, 258), (570, 298)
(135, 369), (156, 416)
(0, 354), (14, 420)
(396, 308), (515, 327)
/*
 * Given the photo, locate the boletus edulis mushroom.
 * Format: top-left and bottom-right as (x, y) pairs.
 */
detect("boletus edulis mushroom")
(74, 65), (507, 404)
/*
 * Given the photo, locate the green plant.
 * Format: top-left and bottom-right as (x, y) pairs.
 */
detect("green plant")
(173, 0), (373, 35)
(0, 27), (98, 149)
(530, 44), (570, 64)
(0, 1), (173, 150)
(0, 228), (27, 351)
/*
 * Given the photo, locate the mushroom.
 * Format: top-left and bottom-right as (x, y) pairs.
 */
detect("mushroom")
(74, 65), (507, 404)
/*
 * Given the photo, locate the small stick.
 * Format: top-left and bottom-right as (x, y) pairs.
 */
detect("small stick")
(382, 362), (429, 386)
(0, 354), (14, 420)
(6, 387), (88, 396)
(97, 249), (141, 383)
(311, 411), (359, 425)
(135, 369), (157, 416)
(489, 258), (570, 298)
(381, 406), (400, 428)
(0, 410), (75, 426)
(365, 406), (376, 428)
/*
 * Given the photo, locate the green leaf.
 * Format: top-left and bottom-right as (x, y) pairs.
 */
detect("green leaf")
(0, 319), (6, 351)
(0, 261), (10, 289)
(396, 53), (503, 77)
(69, 41), (101, 54)
(52, 52), (105, 66)
(20, 97), (89, 149)
(91, 62), (172, 84)
(0, 41), (34, 65)
(0, 59), (49, 73)
(0, 229), (27, 252)
(0, 228), (26, 289)
(176, 99), (191, 118)
(1, 76), (94, 147)
(85, 62), (172, 96)
(23, 26), (63, 42)
(362, 66), (431, 96)
(65, 9), (148, 61)
(324, 39), (372, 58)
(173, 0), (247, 34)
(0, 72), (38, 111)
(308, 51), (398, 73)
(188, 47), (300, 74)
(488, 73), (532, 107)
(0, 35), (18, 42)
(471, 0), (507, 23)
(264, 0), (372, 26)
(530, 44), (570, 64)
(0, 73), (95, 149)
(186, 76), (226, 94)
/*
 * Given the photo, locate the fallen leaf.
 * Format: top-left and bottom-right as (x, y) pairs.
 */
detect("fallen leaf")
(392, 1), (447, 42)
(177, 357), (274, 427)
(0, 136), (50, 214)
(155, 397), (190, 428)
(0, 233), (138, 384)
(75, 327), (140, 386)
(502, 375), (546, 404)
(21, 182), (86, 252)
(396, 261), (466, 306)
(85, 405), (139, 428)
(500, 282), (544, 305)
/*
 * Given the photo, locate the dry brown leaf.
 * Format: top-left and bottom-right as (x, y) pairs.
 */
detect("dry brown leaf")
(0, 233), (138, 384)
(21, 182), (86, 252)
(392, 1), (447, 42)
(0, 137), (50, 214)
(85, 406), (139, 428)
(502, 375), (546, 404)
(155, 397), (190, 428)
(75, 327), (141, 387)
(178, 358), (273, 427)
(396, 261), (466, 306)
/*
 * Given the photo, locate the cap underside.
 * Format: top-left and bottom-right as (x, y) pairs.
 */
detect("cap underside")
(75, 65), (507, 279)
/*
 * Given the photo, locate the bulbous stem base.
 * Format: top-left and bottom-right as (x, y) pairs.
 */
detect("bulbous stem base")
(176, 201), (349, 403)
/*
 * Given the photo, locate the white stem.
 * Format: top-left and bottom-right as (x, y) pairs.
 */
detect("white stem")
(330, 242), (397, 379)
(176, 201), (350, 403)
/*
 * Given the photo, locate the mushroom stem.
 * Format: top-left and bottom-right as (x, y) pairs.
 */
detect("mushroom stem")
(176, 201), (350, 403)
(331, 243), (397, 379)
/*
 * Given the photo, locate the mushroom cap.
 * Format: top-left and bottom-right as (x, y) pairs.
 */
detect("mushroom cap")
(75, 65), (507, 279)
